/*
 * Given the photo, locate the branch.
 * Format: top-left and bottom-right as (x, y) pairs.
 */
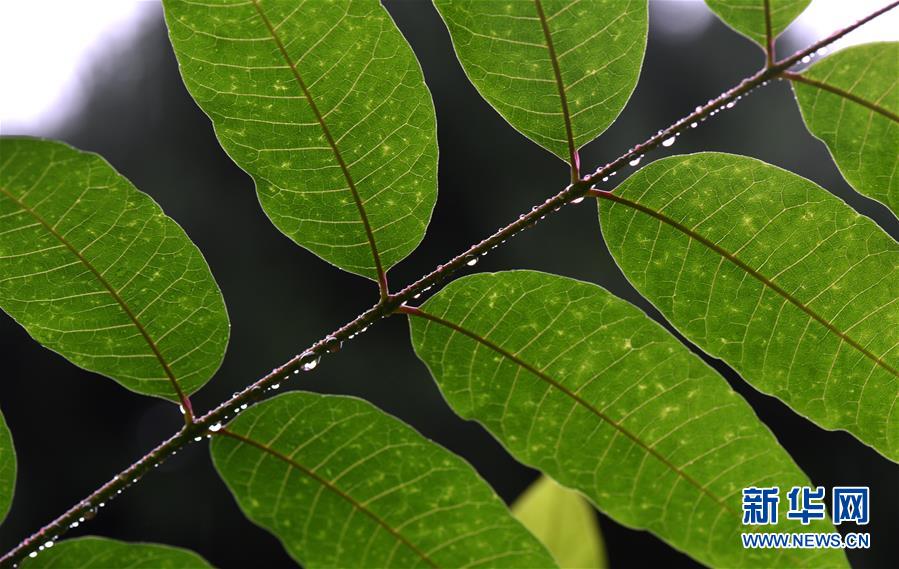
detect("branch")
(2, 3), (895, 566)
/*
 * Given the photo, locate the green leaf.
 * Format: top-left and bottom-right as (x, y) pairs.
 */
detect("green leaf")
(512, 476), (605, 569)
(210, 392), (556, 569)
(704, 0), (811, 47)
(792, 42), (899, 216)
(599, 152), (899, 461)
(0, 138), (229, 403)
(408, 270), (846, 568)
(20, 537), (213, 568)
(163, 0), (437, 281)
(433, 0), (647, 163)
(0, 408), (14, 524)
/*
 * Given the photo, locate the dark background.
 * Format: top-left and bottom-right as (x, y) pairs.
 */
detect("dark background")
(1, 2), (897, 568)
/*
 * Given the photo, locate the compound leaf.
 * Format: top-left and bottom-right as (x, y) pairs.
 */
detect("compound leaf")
(512, 475), (605, 569)
(210, 392), (555, 569)
(704, 0), (811, 47)
(163, 0), (437, 281)
(0, 138), (229, 403)
(792, 42), (899, 216)
(408, 270), (846, 568)
(20, 537), (212, 568)
(599, 153), (899, 461)
(0, 408), (14, 524)
(433, 0), (647, 163)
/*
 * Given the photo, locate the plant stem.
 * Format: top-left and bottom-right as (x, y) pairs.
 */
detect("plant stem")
(2, 3), (895, 566)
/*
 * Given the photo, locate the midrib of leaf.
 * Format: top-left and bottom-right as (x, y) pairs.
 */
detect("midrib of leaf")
(596, 191), (899, 378)
(216, 428), (439, 568)
(534, 0), (577, 175)
(763, 0), (774, 64)
(249, 0), (388, 293)
(401, 305), (741, 521)
(0, 185), (191, 409)
(788, 72), (899, 122)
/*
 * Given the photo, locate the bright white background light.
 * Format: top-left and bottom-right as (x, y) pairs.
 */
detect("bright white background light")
(788, 0), (899, 50)
(0, 0), (158, 136)
(0, 1), (896, 137)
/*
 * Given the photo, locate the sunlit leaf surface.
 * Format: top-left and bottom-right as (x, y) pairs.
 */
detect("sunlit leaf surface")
(512, 475), (605, 569)
(793, 42), (899, 216)
(0, 138), (229, 402)
(600, 153), (899, 461)
(0, 408), (14, 524)
(20, 537), (212, 568)
(434, 0), (647, 162)
(211, 392), (556, 568)
(704, 0), (811, 47)
(164, 0), (438, 280)
(409, 270), (846, 567)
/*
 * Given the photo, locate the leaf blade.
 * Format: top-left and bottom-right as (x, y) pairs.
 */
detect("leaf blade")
(408, 270), (847, 568)
(210, 392), (556, 569)
(163, 0), (438, 280)
(704, 0), (811, 47)
(599, 152), (899, 460)
(20, 537), (212, 568)
(792, 42), (899, 216)
(0, 408), (14, 524)
(512, 476), (606, 569)
(433, 0), (647, 160)
(0, 138), (229, 402)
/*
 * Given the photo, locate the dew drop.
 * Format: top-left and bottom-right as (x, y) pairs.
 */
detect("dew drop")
(571, 196), (585, 204)
(629, 156), (642, 167)
(816, 47), (828, 56)
(690, 122), (698, 128)
(240, 403), (248, 410)
(209, 422), (223, 433)
(662, 136), (676, 147)
(28, 553), (37, 559)
(299, 351), (320, 371)
(602, 176), (609, 182)
(801, 55), (811, 64)
(466, 257), (478, 267)
(324, 336), (342, 353)
(726, 101), (735, 109)
(193, 436), (203, 442)
(44, 541), (54, 549)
